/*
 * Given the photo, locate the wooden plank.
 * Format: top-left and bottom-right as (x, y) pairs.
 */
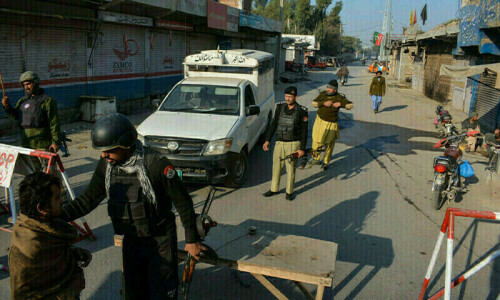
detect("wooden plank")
(294, 281), (315, 300)
(315, 285), (325, 300)
(251, 273), (288, 300)
(178, 250), (332, 286)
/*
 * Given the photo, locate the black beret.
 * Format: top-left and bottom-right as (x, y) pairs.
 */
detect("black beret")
(328, 79), (338, 88)
(284, 86), (297, 95)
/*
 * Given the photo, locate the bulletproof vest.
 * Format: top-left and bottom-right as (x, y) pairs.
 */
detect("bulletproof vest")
(19, 93), (49, 129)
(276, 104), (300, 141)
(107, 171), (155, 237)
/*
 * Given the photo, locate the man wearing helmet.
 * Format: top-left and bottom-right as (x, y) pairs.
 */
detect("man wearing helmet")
(58, 113), (202, 299)
(2, 71), (61, 170)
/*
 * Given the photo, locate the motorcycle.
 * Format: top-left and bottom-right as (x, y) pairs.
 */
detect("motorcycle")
(339, 75), (347, 86)
(434, 105), (459, 138)
(431, 131), (478, 210)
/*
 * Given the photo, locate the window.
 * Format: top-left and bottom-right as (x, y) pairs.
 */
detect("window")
(244, 85), (255, 107)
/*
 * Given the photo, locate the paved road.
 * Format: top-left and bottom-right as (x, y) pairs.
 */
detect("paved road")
(1, 63), (499, 299)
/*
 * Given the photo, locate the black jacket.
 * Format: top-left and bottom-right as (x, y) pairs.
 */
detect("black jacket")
(266, 102), (308, 151)
(60, 147), (199, 243)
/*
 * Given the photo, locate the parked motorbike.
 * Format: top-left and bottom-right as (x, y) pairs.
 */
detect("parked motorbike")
(434, 105), (459, 138)
(431, 131), (478, 210)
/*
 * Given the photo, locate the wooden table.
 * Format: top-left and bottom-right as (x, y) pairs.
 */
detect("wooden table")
(115, 223), (338, 300)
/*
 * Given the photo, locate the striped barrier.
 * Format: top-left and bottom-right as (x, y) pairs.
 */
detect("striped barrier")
(418, 208), (500, 300)
(1, 144), (95, 242)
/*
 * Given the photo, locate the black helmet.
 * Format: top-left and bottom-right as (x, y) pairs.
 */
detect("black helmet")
(91, 113), (137, 151)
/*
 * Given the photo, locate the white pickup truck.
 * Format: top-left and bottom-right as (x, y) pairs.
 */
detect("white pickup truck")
(137, 49), (275, 187)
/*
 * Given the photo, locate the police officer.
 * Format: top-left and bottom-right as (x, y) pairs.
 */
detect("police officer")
(2, 71), (61, 170)
(262, 86), (308, 200)
(307, 79), (353, 171)
(59, 113), (202, 299)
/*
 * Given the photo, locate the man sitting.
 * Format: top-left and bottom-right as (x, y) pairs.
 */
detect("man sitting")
(461, 112), (481, 152)
(9, 172), (92, 300)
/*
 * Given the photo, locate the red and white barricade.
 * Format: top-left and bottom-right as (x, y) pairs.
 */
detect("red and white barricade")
(418, 207), (500, 300)
(0, 144), (95, 242)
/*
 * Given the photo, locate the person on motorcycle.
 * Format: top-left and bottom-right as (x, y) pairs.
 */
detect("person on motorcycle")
(461, 112), (480, 152)
(336, 65), (349, 85)
(485, 128), (500, 170)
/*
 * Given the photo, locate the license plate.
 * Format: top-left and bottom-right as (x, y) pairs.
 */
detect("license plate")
(176, 170), (183, 180)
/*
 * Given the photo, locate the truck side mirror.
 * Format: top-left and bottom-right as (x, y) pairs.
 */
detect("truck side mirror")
(152, 99), (161, 109)
(246, 105), (260, 116)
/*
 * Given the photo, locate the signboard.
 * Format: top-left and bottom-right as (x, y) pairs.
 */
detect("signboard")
(227, 6), (239, 32)
(156, 20), (193, 31)
(178, 0), (206, 17)
(208, 0), (228, 30)
(240, 12), (282, 32)
(98, 11), (153, 27)
(282, 34), (317, 50)
(0, 147), (19, 188)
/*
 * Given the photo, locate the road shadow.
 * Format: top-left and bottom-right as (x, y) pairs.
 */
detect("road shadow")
(380, 105), (408, 112)
(87, 270), (122, 299)
(342, 83), (363, 87)
(202, 191), (393, 299)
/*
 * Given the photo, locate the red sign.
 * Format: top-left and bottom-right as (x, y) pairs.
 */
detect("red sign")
(375, 33), (384, 46)
(156, 20), (193, 31)
(207, 0), (227, 30)
(113, 34), (139, 61)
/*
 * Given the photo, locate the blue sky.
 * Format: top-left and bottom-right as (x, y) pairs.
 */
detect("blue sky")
(312, 0), (461, 46)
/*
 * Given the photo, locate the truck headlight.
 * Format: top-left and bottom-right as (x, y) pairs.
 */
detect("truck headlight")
(203, 138), (232, 155)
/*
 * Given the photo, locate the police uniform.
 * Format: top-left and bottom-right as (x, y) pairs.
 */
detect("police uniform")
(2, 72), (61, 171)
(310, 80), (353, 168)
(264, 87), (308, 197)
(61, 114), (198, 300)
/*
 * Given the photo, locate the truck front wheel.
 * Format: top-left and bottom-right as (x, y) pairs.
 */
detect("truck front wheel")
(225, 151), (248, 188)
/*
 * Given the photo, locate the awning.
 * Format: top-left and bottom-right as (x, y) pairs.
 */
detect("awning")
(440, 63), (500, 89)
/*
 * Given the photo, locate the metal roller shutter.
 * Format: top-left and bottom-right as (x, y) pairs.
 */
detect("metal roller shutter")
(149, 31), (186, 95)
(24, 27), (87, 109)
(188, 33), (216, 55)
(0, 24), (23, 119)
(92, 24), (146, 100)
(476, 72), (500, 132)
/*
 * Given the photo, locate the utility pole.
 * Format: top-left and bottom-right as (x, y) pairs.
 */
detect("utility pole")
(379, 0), (392, 61)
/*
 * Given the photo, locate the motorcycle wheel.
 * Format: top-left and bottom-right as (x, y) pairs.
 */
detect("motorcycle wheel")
(431, 186), (445, 210)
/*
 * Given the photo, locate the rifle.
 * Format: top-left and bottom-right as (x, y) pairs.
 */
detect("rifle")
(280, 145), (326, 163)
(180, 186), (219, 300)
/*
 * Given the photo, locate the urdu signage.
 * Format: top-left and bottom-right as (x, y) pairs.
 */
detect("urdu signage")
(98, 11), (152, 27)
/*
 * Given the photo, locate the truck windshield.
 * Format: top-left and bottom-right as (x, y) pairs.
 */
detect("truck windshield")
(159, 85), (240, 115)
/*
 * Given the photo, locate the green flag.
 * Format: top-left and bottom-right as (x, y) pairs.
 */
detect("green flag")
(373, 32), (380, 44)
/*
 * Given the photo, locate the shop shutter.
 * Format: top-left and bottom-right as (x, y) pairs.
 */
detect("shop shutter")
(476, 71), (500, 132)
(0, 25), (23, 118)
(92, 24), (146, 101)
(149, 31), (186, 96)
(24, 27), (87, 109)
(188, 33), (216, 55)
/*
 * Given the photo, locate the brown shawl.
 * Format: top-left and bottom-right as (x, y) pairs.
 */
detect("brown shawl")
(9, 214), (84, 300)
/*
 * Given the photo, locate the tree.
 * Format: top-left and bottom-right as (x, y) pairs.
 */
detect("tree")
(371, 45), (380, 53)
(341, 36), (362, 53)
(317, 1), (343, 55)
(294, 0), (311, 34)
(263, 0), (281, 21)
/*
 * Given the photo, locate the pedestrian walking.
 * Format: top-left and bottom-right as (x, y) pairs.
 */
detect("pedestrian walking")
(307, 79), (353, 171)
(2, 71), (61, 170)
(369, 70), (386, 113)
(262, 86), (308, 201)
(59, 113), (203, 299)
(9, 172), (92, 300)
